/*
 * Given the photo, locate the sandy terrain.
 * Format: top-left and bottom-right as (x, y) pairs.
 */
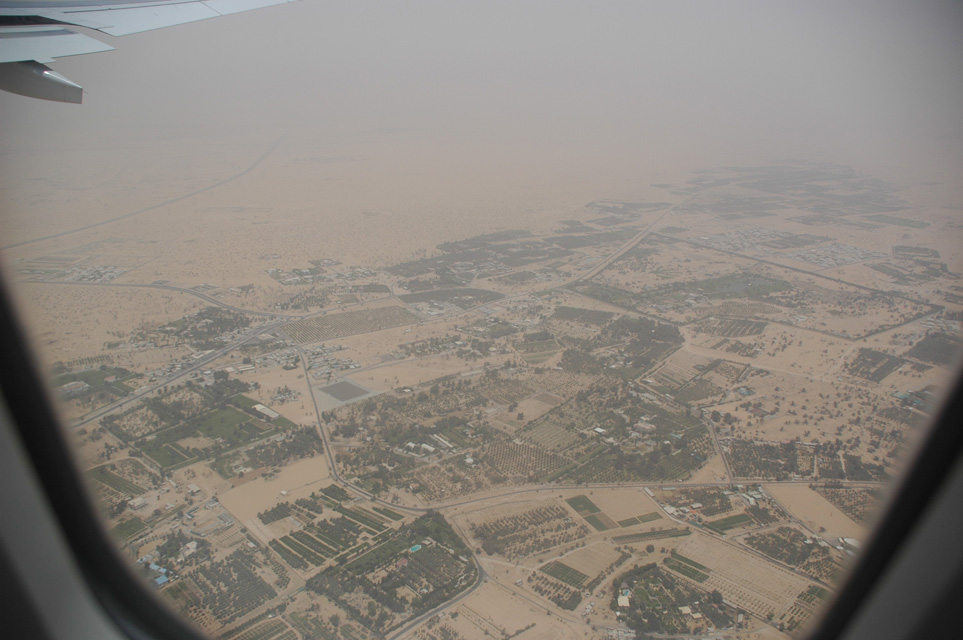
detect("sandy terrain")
(348, 353), (507, 393)
(552, 541), (622, 577)
(686, 454), (731, 483)
(244, 365), (319, 426)
(3, 123), (959, 640)
(765, 484), (865, 540)
(578, 488), (662, 523)
(11, 282), (204, 369)
(218, 455), (331, 524)
(445, 581), (589, 640)
(676, 535), (811, 620)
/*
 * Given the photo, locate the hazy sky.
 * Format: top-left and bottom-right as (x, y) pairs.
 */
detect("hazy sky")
(2, 0), (962, 225)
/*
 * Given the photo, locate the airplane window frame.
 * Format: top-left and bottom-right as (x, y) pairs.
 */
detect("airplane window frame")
(1, 265), (963, 640)
(0, 281), (209, 640)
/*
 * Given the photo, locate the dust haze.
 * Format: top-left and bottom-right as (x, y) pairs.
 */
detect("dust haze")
(2, 1), (961, 265)
(2, 2), (962, 640)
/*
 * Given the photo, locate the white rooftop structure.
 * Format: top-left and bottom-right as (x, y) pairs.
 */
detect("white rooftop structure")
(253, 403), (280, 420)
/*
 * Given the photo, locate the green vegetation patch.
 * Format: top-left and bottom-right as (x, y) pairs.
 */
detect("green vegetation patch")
(227, 618), (288, 640)
(664, 556), (710, 582)
(336, 505), (387, 532)
(704, 513), (753, 533)
(321, 484), (351, 502)
(612, 528), (691, 543)
(584, 514), (615, 531)
(670, 550), (708, 571)
(798, 585), (831, 604)
(196, 407), (253, 438)
(907, 333), (963, 366)
(552, 306), (616, 326)
(88, 465), (145, 495)
(343, 538), (408, 573)
(691, 272), (792, 299)
(847, 348), (905, 383)
(399, 288), (504, 310)
(541, 561), (589, 588)
(53, 366), (136, 392)
(374, 506), (405, 521)
(305, 512), (474, 634)
(146, 443), (190, 468)
(258, 503), (293, 525)
(565, 494), (601, 515)
(231, 395), (260, 409)
(112, 516), (148, 539)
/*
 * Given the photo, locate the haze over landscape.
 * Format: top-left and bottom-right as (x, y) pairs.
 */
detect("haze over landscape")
(1, 2), (962, 640)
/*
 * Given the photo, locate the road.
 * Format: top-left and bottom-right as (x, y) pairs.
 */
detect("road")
(50, 182), (892, 638)
(25, 279), (297, 319)
(3, 133), (287, 250)
(385, 563), (486, 640)
(72, 318), (287, 428)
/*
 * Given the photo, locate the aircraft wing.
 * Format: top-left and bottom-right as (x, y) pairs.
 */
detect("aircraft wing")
(0, 0), (295, 103)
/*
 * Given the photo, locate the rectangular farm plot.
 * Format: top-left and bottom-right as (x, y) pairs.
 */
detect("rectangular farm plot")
(665, 557), (710, 583)
(112, 516), (148, 539)
(88, 465), (146, 495)
(138, 405), (270, 470)
(612, 528), (691, 543)
(541, 561), (589, 588)
(196, 407), (256, 438)
(565, 495), (601, 515)
(584, 513), (619, 532)
(617, 512), (663, 528)
(705, 513), (754, 533)
(580, 488), (665, 522)
(468, 502), (590, 557)
(282, 307), (420, 343)
(521, 417), (580, 452)
(675, 536), (812, 620)
(318, 381), (369, 402)
(552, 543), (624, 582)
(664, 550), (711, 582)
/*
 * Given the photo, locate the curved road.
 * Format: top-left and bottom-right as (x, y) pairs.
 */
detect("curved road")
(4, 133), (287, 250)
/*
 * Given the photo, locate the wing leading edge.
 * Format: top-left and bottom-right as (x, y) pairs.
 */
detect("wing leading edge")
(0, 0), (295, 103)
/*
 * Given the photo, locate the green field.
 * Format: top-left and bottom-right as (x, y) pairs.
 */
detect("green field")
(705, 513), (753, 533)
(374, 507), (405, 521)
(798, 585), (831, 604)
(196, 407), (255, 438)
(864, 214), (929, 228)
(228, 619), (288, 640)
(53, 367), (136, 391)
(321, 484), (351, 501)
(612, 528), (691, 543)
(112, 516), (148, 539)
(541, 561), (589, 588)
(88, 465), (146, 495)
(584, 514), (614, 531)
(273, 415), (297, 429)
(565, 495), (601, 515)
(670, 550), (708, 571)
(665, 557), (710, 582)
(618, 512), (663, 527)
(146, 443), (190, 467)
(232, 395), (260, 409)
(694, 273), (792, 299)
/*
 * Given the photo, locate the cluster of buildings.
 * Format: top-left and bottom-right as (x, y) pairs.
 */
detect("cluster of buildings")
(63, 264), (125, 283)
